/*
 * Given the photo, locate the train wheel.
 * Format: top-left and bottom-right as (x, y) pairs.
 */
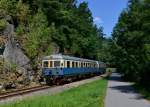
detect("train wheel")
(45, 77), (52, 85)
(56, 79), (63, 85)
(56, 79), (60, 85)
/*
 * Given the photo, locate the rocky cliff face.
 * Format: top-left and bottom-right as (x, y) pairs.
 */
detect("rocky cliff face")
(0, 17), (34, 90)
(3, 23), (31, 71)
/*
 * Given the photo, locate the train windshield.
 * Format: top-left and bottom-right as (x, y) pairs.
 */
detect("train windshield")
(43, 61), (48, 68)
(54, 61), (60, 68)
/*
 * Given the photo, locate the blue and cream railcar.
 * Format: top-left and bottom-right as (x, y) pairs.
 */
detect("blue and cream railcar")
(97, 61), (106, 74)
(42, 54), (106, 84)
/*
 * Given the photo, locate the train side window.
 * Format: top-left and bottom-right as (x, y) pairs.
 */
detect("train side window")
(61, 62), (63, 67)
(74, 62), (78, 68)
(74, 62), (76, 68)
(43, 61), (48, 67)
(79, 62), (81, 67)
(96, 64), (97, 67)
(72, 62), (75, 68)
(81, 62), (83, 67)
(64, 61), (66, 68)
(76, 62), (78, 68)
(75, 62), (77, 68)
(49, 61), (53, 68)
(92, 63), (94, 68)
(67, 61), (70, 68)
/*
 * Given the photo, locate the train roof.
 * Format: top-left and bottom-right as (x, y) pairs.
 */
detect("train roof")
(42, 54), (97, 62)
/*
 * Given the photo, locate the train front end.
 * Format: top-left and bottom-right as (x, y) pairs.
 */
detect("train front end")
(42, 55), (64, 84)
(42, 60), (64, 76)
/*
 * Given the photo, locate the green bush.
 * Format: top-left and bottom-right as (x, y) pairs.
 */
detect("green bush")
(0, 19), (7, 30)
(11, 63), (17, 72)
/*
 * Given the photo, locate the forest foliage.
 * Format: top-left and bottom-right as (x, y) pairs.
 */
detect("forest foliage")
(1, 0), (149, 89)
(0, 0), (109, 69)
(0, 0), (110, 70)
(111, 0), (150, 87)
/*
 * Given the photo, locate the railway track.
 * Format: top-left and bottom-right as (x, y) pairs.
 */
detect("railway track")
(0, 85), (51, 100)
(0, 74), (106, 101)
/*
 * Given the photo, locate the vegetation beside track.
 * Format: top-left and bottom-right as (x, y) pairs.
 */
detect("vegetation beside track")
(111, 0), (150, 88)
(134, 84), (150, 101)
(0, 79), (108, 107)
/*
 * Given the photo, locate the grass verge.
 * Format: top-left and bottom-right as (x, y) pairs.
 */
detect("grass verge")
(0, 79), (108, 107)
(134, 84), (150, 101)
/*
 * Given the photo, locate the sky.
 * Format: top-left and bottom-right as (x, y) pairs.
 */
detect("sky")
(78, 0), (129, 37)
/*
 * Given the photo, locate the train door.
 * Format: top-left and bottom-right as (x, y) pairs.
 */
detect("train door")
(53, 60), (64, 75)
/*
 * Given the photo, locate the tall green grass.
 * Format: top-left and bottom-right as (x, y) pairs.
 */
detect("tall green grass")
(0, 79), (108, 107)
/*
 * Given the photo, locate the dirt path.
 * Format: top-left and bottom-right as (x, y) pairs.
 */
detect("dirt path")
(105, 72), (150, 107)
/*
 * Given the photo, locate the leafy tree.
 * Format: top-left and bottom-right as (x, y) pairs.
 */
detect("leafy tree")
(16, 0), (29, 25)
(0, 0), (17, 17)
(23, 9), (56, 69)
(112, 0), (150, 86)
(0, 0), (105, 71)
